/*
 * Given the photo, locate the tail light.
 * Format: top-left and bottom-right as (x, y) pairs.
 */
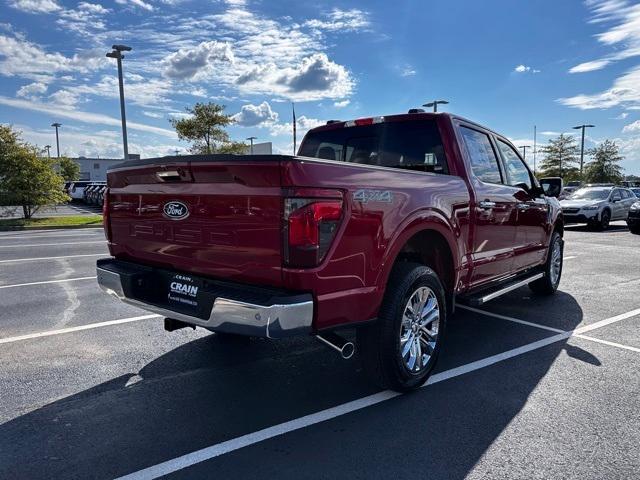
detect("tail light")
(284, 189), (344, 268)
(102, 187), (112, 242)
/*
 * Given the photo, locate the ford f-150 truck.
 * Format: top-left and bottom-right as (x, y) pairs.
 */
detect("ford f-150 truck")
(97, 111), (563, 391)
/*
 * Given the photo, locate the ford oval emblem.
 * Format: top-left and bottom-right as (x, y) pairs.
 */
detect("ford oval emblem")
(163, 201), (189, 220)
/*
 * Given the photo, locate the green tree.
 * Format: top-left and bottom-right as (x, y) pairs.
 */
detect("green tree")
(584, 139), (624, 184)
(539, 134), (580, 180)
(169, 102), (246, 154)
(57, 156), (80, 181)
(0, 125), (68, 218)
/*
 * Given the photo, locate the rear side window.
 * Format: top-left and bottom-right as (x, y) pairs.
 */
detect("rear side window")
(299, 119), (449, 174)
(497, 139), (532, 190)
(459, 126), (502, 184)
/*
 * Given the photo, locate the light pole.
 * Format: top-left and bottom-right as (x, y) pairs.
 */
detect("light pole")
(44, 145), (51, 158)
(107, 44), (132, 160)
(520, 145), (531, 160)
(422, 100), (449, 112)
(573, 124), (595, 176)
(246, 136), (257, 155)
(51, 123), (61, 157)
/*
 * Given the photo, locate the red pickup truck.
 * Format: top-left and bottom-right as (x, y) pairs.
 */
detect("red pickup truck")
(97, 111), (563, 391)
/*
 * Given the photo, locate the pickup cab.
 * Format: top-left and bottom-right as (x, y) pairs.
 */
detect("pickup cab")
(97, 111), (563, 391)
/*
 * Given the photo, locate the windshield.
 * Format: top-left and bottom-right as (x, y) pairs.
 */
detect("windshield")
(569, 189), (610, 200)
(299, 119), (449, 174)
(631, 188), (640, 198)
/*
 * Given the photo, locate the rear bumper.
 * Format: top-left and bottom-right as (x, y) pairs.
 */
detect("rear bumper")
(96, 258), (313, 339)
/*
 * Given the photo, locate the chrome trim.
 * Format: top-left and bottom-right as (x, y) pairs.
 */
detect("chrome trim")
(96, 264), (313, 339)
(478, 272), (544, 304)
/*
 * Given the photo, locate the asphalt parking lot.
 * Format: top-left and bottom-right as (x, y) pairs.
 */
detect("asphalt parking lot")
(1, 223), (639, 480)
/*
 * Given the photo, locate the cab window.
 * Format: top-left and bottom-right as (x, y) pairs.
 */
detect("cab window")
(497, 139), (532, 190)
(459, 126), (502, 184)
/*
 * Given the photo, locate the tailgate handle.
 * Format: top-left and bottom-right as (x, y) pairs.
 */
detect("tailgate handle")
(156, 170), (183, 182)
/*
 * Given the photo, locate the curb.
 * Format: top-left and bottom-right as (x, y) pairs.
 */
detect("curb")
(0, 224), (103, 232)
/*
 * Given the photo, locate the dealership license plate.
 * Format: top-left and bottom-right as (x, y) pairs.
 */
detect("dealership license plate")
(166, 273), (203, 312)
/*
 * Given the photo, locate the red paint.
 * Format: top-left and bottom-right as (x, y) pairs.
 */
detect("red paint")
(105, 113), (561, 331)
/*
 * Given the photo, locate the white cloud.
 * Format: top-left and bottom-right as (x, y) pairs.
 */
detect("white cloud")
(16, 81), (48, 99)
(115, 0), (153, 11)
(334, 99), (350, 108)
(235, 53), (354, 101)
(49, 89), (79, 106)
(540, 131), (561, 136)
(559, 65), (640, 110)
(0, 95), (176, 138)
(8, 0), (61, 13)
(0, 34), (107, 78)
(269, 115), (324, 137)
(233, 101), (278, 127)
(400, 65), (416, 77)
(615, 112), (629, 119)
(623, 120), (640, 133)
(514, 64), (540, 74)
(569, 0), (640, 73)
(163, 41), (234, 80)
(304, 8), (370, 32)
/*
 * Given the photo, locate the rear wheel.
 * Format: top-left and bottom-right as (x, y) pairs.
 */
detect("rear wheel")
(529, 231), (563, 294)
(597, 210), (611, 231)
(629, 224), (640, 235)
(357, 262), (446, 391)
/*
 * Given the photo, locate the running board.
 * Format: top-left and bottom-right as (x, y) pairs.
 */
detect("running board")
(458, 272), (544, 307)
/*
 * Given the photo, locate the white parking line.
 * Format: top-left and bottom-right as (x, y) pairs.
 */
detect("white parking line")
(0, 241), (106, 248)
(0, 253), (105, 263)
(0, 314), (160, 345)
(574, 334), (640, 354)
(0, 276), (97, 290)
(564, 256), (577, 260)
(115, 307), (639, 480)
(456, 305), (565, 333)
(0, 229), (103, 240)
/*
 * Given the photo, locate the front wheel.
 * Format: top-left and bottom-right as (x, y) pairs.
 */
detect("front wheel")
(628, 223), (640, 235)
(529, 231), (563, 295)
(357, 262), (446, 392)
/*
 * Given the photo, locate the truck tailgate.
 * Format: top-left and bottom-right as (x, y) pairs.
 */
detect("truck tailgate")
(106, 158), (284, 287)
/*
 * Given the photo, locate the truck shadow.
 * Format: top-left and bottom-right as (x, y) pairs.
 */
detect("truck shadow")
(0, 291), (591, 479)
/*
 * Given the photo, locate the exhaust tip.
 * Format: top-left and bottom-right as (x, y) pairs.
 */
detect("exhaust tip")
(340, 342), (355, 360)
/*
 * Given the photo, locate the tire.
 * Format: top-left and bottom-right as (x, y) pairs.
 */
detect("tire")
(529, 231), (563, 295)
(357, 262), (447, 392)
(629, 224), (640, 235)
(597, 209), (611, 231)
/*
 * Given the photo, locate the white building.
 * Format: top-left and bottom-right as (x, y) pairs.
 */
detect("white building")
(73, 155), (139, 181)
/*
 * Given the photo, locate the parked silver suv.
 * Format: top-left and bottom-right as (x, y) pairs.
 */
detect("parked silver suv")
(560, 186), (637, 230)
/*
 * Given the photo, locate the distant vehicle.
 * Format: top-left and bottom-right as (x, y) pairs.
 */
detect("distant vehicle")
(627, 200), (640, 234)
(566, 181), (582, 188)
(561, 186), (636, 230)
(630, 187), (640, 199)
(559, 187), (577, 199)
(68, 181), (91, 201)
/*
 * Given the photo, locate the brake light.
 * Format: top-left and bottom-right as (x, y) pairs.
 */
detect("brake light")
(344, 116), (384, 127)
(102, 187), (112, 242)
(284, 195), (344, 268)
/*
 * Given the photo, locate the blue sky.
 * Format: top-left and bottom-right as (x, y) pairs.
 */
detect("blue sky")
(1, 0), (639, 173)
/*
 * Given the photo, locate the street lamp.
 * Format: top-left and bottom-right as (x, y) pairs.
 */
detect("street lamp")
(422, 100), (449, 113)
(44, 145), (51, 158)
(51, 123), (62, 157)
(106, 44), (132, 160)
(246, 136), (257, 155)
(573, 124), (595, 175)
(520, 145), (531, 160)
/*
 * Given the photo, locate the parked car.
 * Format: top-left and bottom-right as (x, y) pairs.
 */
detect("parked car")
(97, 111), (564, 391)
(627, 200), (640, 234)
(68, 181), (90, 201)
(559, 186), (577, 199)
(560, 186), (637, 230)
(630, 187), (640, 199)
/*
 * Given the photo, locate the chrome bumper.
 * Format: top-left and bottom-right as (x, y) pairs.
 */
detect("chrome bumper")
(96, 260), (313, 339)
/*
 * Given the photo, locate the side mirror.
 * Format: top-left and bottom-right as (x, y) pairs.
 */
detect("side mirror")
(539, 177), (563, 198)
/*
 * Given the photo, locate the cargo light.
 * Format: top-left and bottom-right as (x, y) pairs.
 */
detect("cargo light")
(344, 116), (384, 127)
(284, 190), (344, 268)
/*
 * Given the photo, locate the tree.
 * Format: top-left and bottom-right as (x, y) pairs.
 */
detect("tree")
(57, 156), (80, 181)
(169, 102), (246, 154)
(539, 134), (580, 180)
(0, 125), (68, 218)
(584, 139), (624, 184)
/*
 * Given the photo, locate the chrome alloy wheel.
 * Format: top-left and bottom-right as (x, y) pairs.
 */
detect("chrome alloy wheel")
(400, 286), (440, 373)
(549, 237), (563, 286)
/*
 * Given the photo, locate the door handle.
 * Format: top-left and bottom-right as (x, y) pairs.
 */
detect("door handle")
(479, 200), (496, 210)
(516, 203), (530, 211)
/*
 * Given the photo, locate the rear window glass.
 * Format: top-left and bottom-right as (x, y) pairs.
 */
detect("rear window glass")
(299, 120), (449, 174)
